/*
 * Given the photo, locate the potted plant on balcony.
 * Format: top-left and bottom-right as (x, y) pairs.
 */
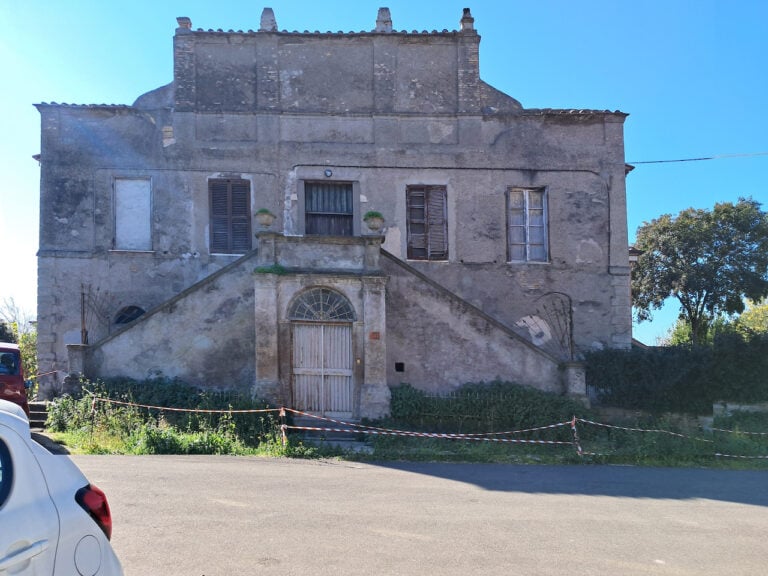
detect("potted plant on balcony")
(256, 208), (275, 229)
(363, 210), (385, 232)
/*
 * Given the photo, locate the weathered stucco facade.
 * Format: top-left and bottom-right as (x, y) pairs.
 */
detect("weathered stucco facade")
(36, 7), (631, 418)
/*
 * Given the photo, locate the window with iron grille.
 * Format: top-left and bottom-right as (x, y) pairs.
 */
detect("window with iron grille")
(304, 182), (354, 236)
(209, 179), (251, 254)
(406, 185), (448, 261)
(507, 187), (548, 262)
(288, 288), (356, 322)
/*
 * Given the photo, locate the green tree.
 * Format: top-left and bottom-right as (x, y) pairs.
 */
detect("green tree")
(733, 298), (768, 338)
(663, 315), (735, 346)
(0, 321), (14, 342)
(0, 298), (37, 395)
(9, 323), (38, 397)
(632, 198), (768, 345)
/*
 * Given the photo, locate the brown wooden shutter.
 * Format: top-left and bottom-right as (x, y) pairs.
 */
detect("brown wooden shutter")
(209, 179), (251, 254)
(210, 180), (230, 253)
(426, 187), (447, 260)
(230, 180), (251, 252)
(406, 188), (427, 259)
(407, 186), (447, 260)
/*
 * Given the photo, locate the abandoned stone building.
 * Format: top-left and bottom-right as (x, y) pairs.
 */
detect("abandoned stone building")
(35, 7), (631, 418)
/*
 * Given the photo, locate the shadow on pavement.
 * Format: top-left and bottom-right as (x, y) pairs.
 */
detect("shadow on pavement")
(374, 461), (768, 507)
(32, 432), (71, 455)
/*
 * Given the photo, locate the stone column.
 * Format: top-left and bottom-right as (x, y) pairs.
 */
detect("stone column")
(66, 344), (89, 375)
(254, 273), (280, 403)
(360, 275), (390, 419)
(363, 236), (383, 272)
(255, 231), (278, 266)
(561, 361), (589, 407)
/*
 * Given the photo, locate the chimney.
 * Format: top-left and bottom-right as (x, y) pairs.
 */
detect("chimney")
(176, 16), (192, 33)
(376, 7), (393, 33)
(260, 8), (277, 32)
(460, 8), (475, 32)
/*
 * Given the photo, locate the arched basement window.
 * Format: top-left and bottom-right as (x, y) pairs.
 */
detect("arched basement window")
(114, 305), (146, 325)
(288, 288), (355, 322)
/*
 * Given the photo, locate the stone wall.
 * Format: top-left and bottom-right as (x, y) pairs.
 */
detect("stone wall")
(382, 252), (563, 393)
(36, 8), (629, 404)
(83, 252), (258, 392)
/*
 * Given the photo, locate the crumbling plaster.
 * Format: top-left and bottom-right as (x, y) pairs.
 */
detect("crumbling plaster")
(36, 7), (631, 407)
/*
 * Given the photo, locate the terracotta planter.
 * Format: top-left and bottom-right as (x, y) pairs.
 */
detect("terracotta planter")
(256, 212), (275, 229)
(364, 216), (384, 231)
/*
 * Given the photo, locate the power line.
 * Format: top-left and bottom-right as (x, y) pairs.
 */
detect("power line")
(629, 151), (768, 165)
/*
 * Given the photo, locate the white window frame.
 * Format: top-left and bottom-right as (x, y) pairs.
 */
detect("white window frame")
(507, 187), (549, 263)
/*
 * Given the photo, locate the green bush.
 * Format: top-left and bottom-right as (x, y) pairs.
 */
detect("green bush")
(388, 381), (591, 437)
(585, 334), (768, 414)
(46, 377), (282, 454)
(125, 421), (246, 455)
(47, 392), (97, 432)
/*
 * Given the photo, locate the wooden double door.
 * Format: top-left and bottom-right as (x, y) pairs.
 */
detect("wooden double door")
(291, 323), (353, 418)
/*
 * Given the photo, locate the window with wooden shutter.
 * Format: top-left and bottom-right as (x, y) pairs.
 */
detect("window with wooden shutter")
(209, 179), (251, 254)
(304, 182), (354, 236)
(507, 187), (548, 262)
(406, 185), (447, 261)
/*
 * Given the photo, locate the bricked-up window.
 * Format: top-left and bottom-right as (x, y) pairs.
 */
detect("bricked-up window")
(407, 185), (448, 261)
(508, 187), (548, 262)
(305, 182), (353, 236)
(114, 178), (151, 250)
(209, 179), (251, 253)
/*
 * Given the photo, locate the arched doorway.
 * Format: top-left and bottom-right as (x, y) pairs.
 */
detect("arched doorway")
(288, 288), (356, 418)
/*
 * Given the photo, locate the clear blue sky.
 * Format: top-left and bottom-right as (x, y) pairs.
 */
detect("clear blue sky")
(1, 0), (766, 344)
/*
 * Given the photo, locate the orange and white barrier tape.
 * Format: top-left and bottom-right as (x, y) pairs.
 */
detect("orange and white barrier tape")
(283, 424), (573, 445)
(576, 418), (714, 443)
(82, 397), (767, 460)
(89, 395), (279, 414)
(283, 407), (571, 438)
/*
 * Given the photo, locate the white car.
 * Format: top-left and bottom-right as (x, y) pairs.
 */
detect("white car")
(0, 399), (123, 575)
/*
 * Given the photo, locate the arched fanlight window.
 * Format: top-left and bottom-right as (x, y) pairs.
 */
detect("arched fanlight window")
(114, 305), (146, 325)
(288, 288), (355, 322)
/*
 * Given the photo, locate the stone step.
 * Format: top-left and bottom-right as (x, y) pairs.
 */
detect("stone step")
(28, 401), (49, 429)
(289, 414), (372, 453)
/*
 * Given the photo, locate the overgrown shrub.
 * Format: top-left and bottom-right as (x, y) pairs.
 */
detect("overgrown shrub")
(46, 377), (282, 453)
(388, 381), (591, 436)
(585, 334), (768, 414)
(47, 393), (94, 432)
(126, 421), (247, 455)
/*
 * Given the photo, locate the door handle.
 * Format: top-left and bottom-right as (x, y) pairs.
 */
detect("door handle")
(0, 539), (50, 570)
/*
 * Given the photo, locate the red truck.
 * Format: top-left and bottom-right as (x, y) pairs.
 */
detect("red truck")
(0, 342), (30, 416)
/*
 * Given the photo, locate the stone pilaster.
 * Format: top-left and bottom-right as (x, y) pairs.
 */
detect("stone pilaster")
(561, 362), (589, 407)
(173, 17), (196, 112)
(361, 275), (390, 419)
(253, 273), (280, 403)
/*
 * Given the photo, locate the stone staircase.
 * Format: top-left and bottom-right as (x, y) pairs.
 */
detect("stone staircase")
(289, 414), (373, 453)
(28, 401), (48, 430)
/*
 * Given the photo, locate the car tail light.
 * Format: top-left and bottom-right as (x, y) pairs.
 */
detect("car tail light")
(75, 484), (113, 540)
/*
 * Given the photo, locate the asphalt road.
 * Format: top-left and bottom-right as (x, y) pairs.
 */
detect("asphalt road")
(73, 456), (768, 576)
